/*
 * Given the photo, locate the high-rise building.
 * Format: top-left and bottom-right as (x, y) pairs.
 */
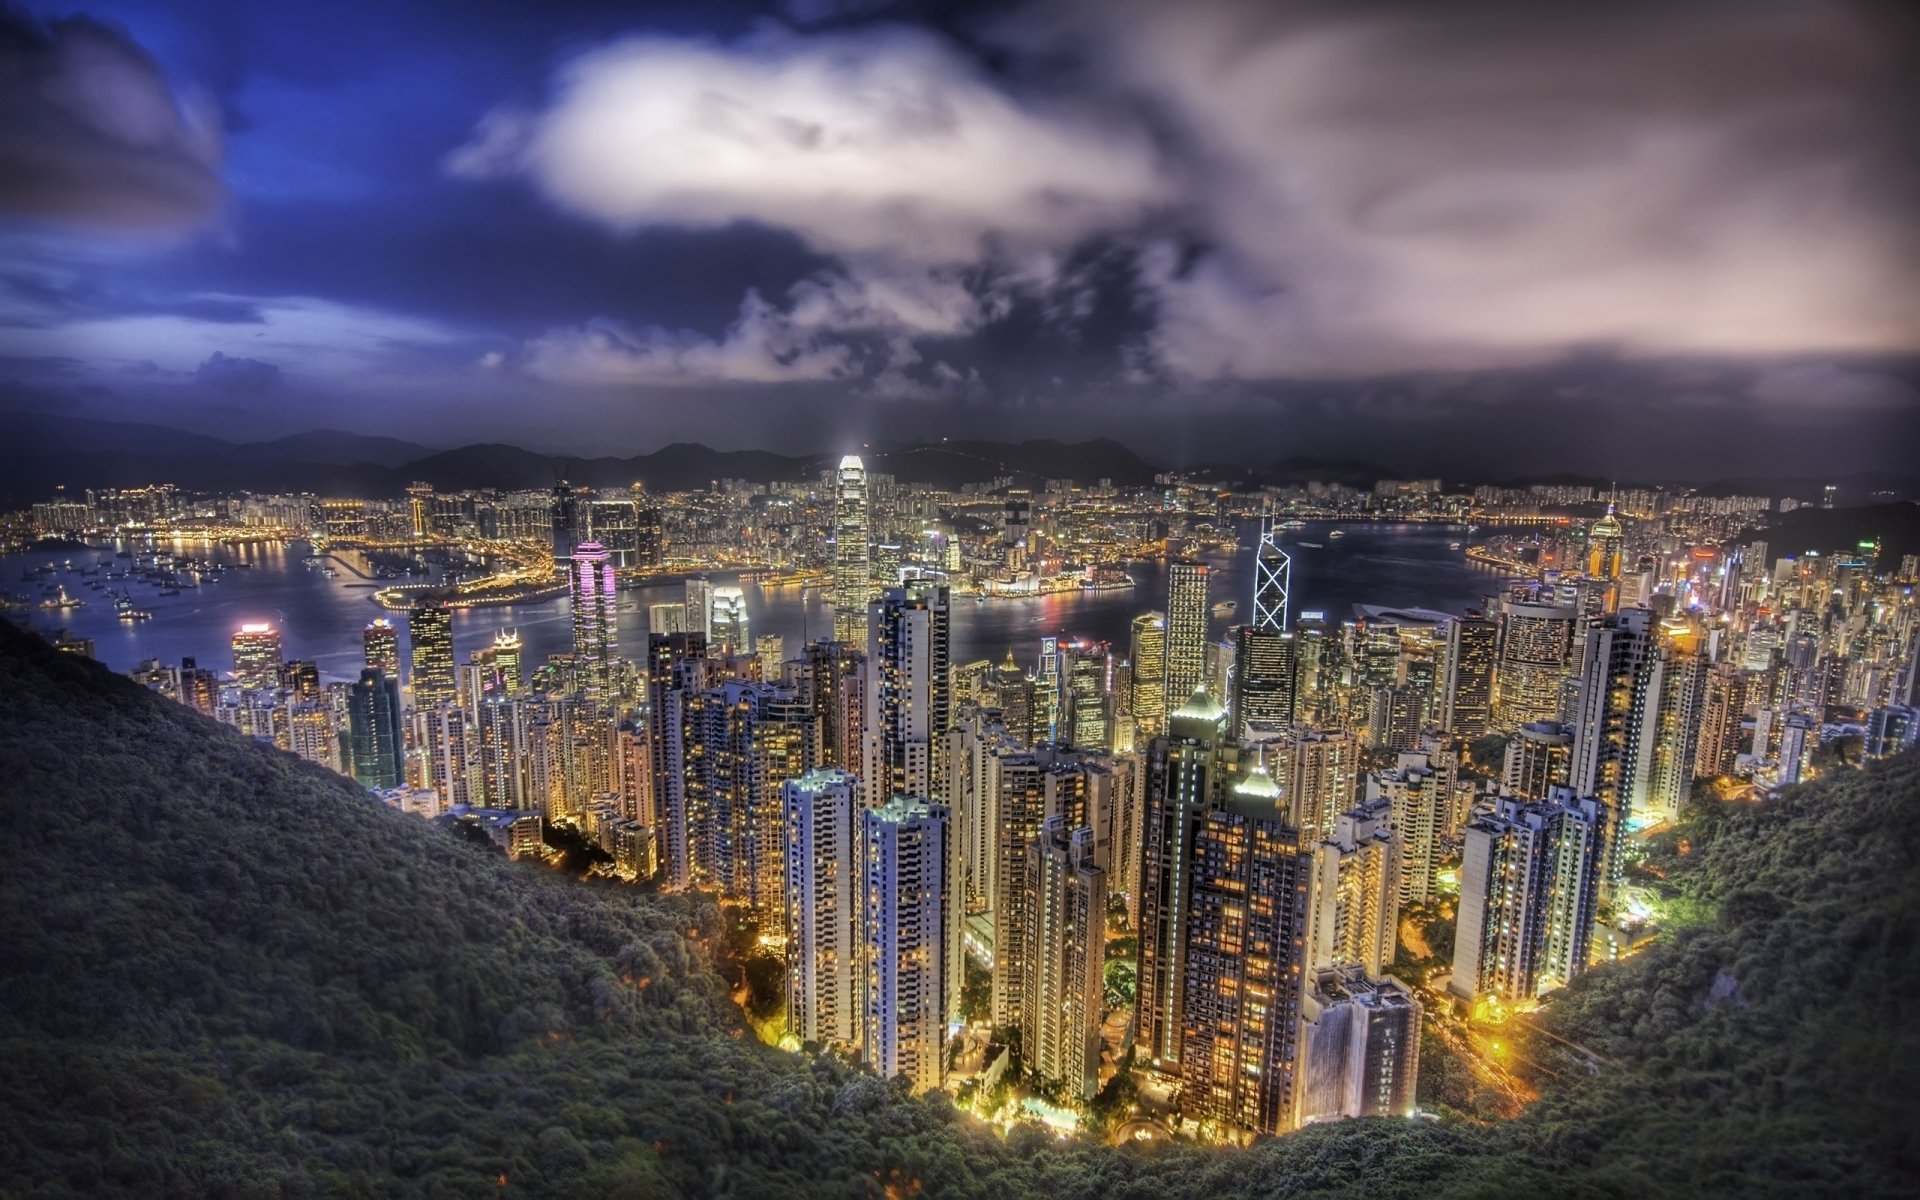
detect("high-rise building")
(783, 768), (862, 1050)
(422, 704), (473, 811)
(1439, 614), (1497, 738)
(569, 542), (618, 699)
(347, 667), (404, 790)
(1178, 757), (1312, 1138)
(1695, 661), (1746, 777)
(1252, 510), (1292, 633)
(1136, 687), (1229, 1070)
(1063, 640), (1111, 751)
(1272, 727), (1360, 847)
(944, 704), (1018, 915)
(648, 602), (688, 636)
(1129, 613), (1167, 740)
(861, 796), (952, 1094)
(1232, 626), (1296, 741)
(1366, 750), (1448, 906)
(798, 640), (865, 772)
(863, 583), (951, 806)
(1309, 798), (1400, 978)
(1451, 788), (1608, 1004)
(231, 623), (283, 693)
(1587, 503), (1625, 613)
(1164, 561), (1211, 723)
(833, 455), (870, 645)
(1494, 598), (1579, 730)
(1503, 721), (1573, 800)
(684, 576), (713, 639)
(710, 586), (750, 657)
(363, 618), (399, 677)
(1567, 608), (1655, 894)
(408, 604), (456, 707)
(1297, 966), (1422, 1124)
(491, 628), (524, 696)
(477, 695), (529, 809)
(1021, 815), (1105, 1100)
(756, 633), (785, 682)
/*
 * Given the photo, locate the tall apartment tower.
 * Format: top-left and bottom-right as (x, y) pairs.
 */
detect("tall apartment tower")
(833, 455), (870, 645)
(1567, 608), (1655, 895)
(1366, 750), (1449, 906)
(1494, 598), (1579, 730)
(1451, 788), (1608, 1004)
(1439, 613), (1498, 738)
(1164, 560), (1212, 724)
(863, 582), (951, 806)
(1021, 816), (1106, 1100)
(1309, 798), (1401, 978)
(568, 542), (618, 700)
(861, 797), (953, 1094)
(1178, 758), (1313, 1138)
(1272, 727), (1361, 847)
(783, 768), (862, 1051)
(1297, 966), (1422, 1124)
(1135, 687), (1230, 1070)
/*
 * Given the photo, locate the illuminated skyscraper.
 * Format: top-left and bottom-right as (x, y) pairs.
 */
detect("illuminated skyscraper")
(1309, 798), (1400, 978)
(491, 629), (524, 696)
(1063, 640), (1111, 751)
(1252, 509), (1292, 632)
(1503, 721), (1573, 800)
(347, 667), (404, 790)
(1129, 613), (1167, 739)
(710, 585), (750, 656)
(1178, 757), (1312, 1137)
(784, 768), (862, 1051)
(1494, 597), (1579, 729)
(406, 604), (456, 707)
(1439, 613), (1498, 738)
(569, 541), (617, 699)
(684, 576), (713, 639)
(1451, 788), (1607, 1004)
(231, 623), (283, 692)
(1164, 560), (1211, 722)
(1273, 727), (1360, 847)
(1567, 608), (1655, 894)
(1587, 502), (1625, 613)
(1021, 815), (1105, 1100)
(860, 796), (952, 1094)
(1136, 686), (1228, 1069)
(833, 455), (870, 644)
(756, 633), (785, 681)
(363, 618), (399, 677)
(863, 582), (951, 806)
(1232, 625), (1296, 741)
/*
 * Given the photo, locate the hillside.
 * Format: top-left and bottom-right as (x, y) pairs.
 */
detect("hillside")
(0, 619), (1916, 1196)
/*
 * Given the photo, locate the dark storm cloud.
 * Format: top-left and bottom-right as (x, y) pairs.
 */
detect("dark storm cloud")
(193, 350), (279, 393)
(0, 8), (223, 231)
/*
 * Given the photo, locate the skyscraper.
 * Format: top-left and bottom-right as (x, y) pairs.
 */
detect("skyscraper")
(347, 667), (404, 790)
(408, 604), (456, 706)
(784, 768), (862, 1050)
(1136, 686), (1229, 1069)
(1587, 502), (1625, 613)
(1567, 608), (1655, 894)
(363, 618), (399, 677)
(861, 796), (952, 1094)
(1503, 721), (1573, 800)
(1309, 798), (1400, 978)
(1494, 597), (1579, 730)
(710, 585), (750, 657)
(1178, 756), (1312, 1137)
(1451, 788), (1608, 1004)
(1297, 966), (1421, 1124)
(1021, 815), (1105, 1100)
(1439, 613), (1498, 738)
(684, 576), (713, 639)
(1164, 560), (1211, 722)
(1252, 509), (1292, 632)
(1232, 625), (1296, 741)
(1129, 612), (1167, 740)
(569, 542), (618, 699)
(491, 629), (524, 696)
(833, 455), (870, 645)
(1272, 727), (1361, 847)
(231, 623), (283, 693)
(863, 582), (951, 806)
(1063, 640), (1111, 751)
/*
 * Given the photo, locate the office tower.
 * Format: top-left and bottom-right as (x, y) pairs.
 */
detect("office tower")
(648, 631), (710, 887)
(1164, 560), (1211, 723)
(863, 582), (951, 806)
(783, 768), (862, 1050)
(278, 659), (320, 701)
(945, 704), (1017, 915)
(1366, 684), (1427, 752)
(1297, 966), (1422, 1123)
(684, 576), (713, 638)
(347, 668), (405, 790)
(1439, 614), (1498, 738)
(1567, 609), (1655, 894)
(550, 479), (578, 563)
(709, 680), (816, 909)
(632, 489), (665, 569)
(1778, 711), (1816, 785)
(799, 639), (865, 771)
(710, 585), (750, 656)
(1310, 798), (1400, 978)
(1495, 598), (1579, 730)
(860, 797), (952, 1094)
(579, 495), (643, 571)
(1129, 612), (1167, 740)
(756, 634), (785, 681)
(1272, 727), (1360, 847)
(1587, 503), (1625, 612)
(1034, 637), (1063, 740)
(477, 695), (528, 809)
(833, 455), (870, 644)
(422, 704), (473, 811)
(363, 618), (400, 677)
(1232, 626), (1296, 741)
(231, 622), (283, 692)
(1503, 721), (1573, 800)
(1178, 758), (1312, 1138)
(648, 602), (688, 635)
(989, 745), (1118, 1028)
(491, 629), (524, 696)
(1252, 509), (1292, 633)
(1367, 750), (1447, 906)
(1136, 687), (1229, 1070)
(1022, 816), (1106, 1100)
(1064, 640), (1111, 751)
(1451, 788), (1608, 1004)
(569, 542), (618, 700)
(408, 603), (456, 706)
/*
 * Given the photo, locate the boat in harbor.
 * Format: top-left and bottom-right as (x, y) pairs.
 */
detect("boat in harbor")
(1327, 529), (1346, 539)
(1211, 600), (1238, 617)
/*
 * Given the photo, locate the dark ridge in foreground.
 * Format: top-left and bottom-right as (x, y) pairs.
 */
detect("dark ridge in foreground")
(0, 619), (1916, 1197)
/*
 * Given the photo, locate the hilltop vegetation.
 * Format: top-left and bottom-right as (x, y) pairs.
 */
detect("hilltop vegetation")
(0, 619), (1916, 1197)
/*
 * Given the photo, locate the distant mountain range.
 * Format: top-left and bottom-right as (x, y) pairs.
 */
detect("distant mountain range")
(0, 418), (1165, 504)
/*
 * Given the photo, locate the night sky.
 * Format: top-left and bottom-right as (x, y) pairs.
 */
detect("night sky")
(2, 0), (1915, 478)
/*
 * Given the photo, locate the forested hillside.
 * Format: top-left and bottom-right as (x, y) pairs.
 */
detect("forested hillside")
(1, 619), (1915, 1197)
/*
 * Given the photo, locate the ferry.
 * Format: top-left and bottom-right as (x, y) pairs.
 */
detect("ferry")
(1298, 541), (1324, 549)
(39, 587), (85, 610)
(118, 607), (153, 622)
(1211, 600), (1239, 617)
(1327, 529), (1346, 539)
(1449, 541), (1463, 550)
